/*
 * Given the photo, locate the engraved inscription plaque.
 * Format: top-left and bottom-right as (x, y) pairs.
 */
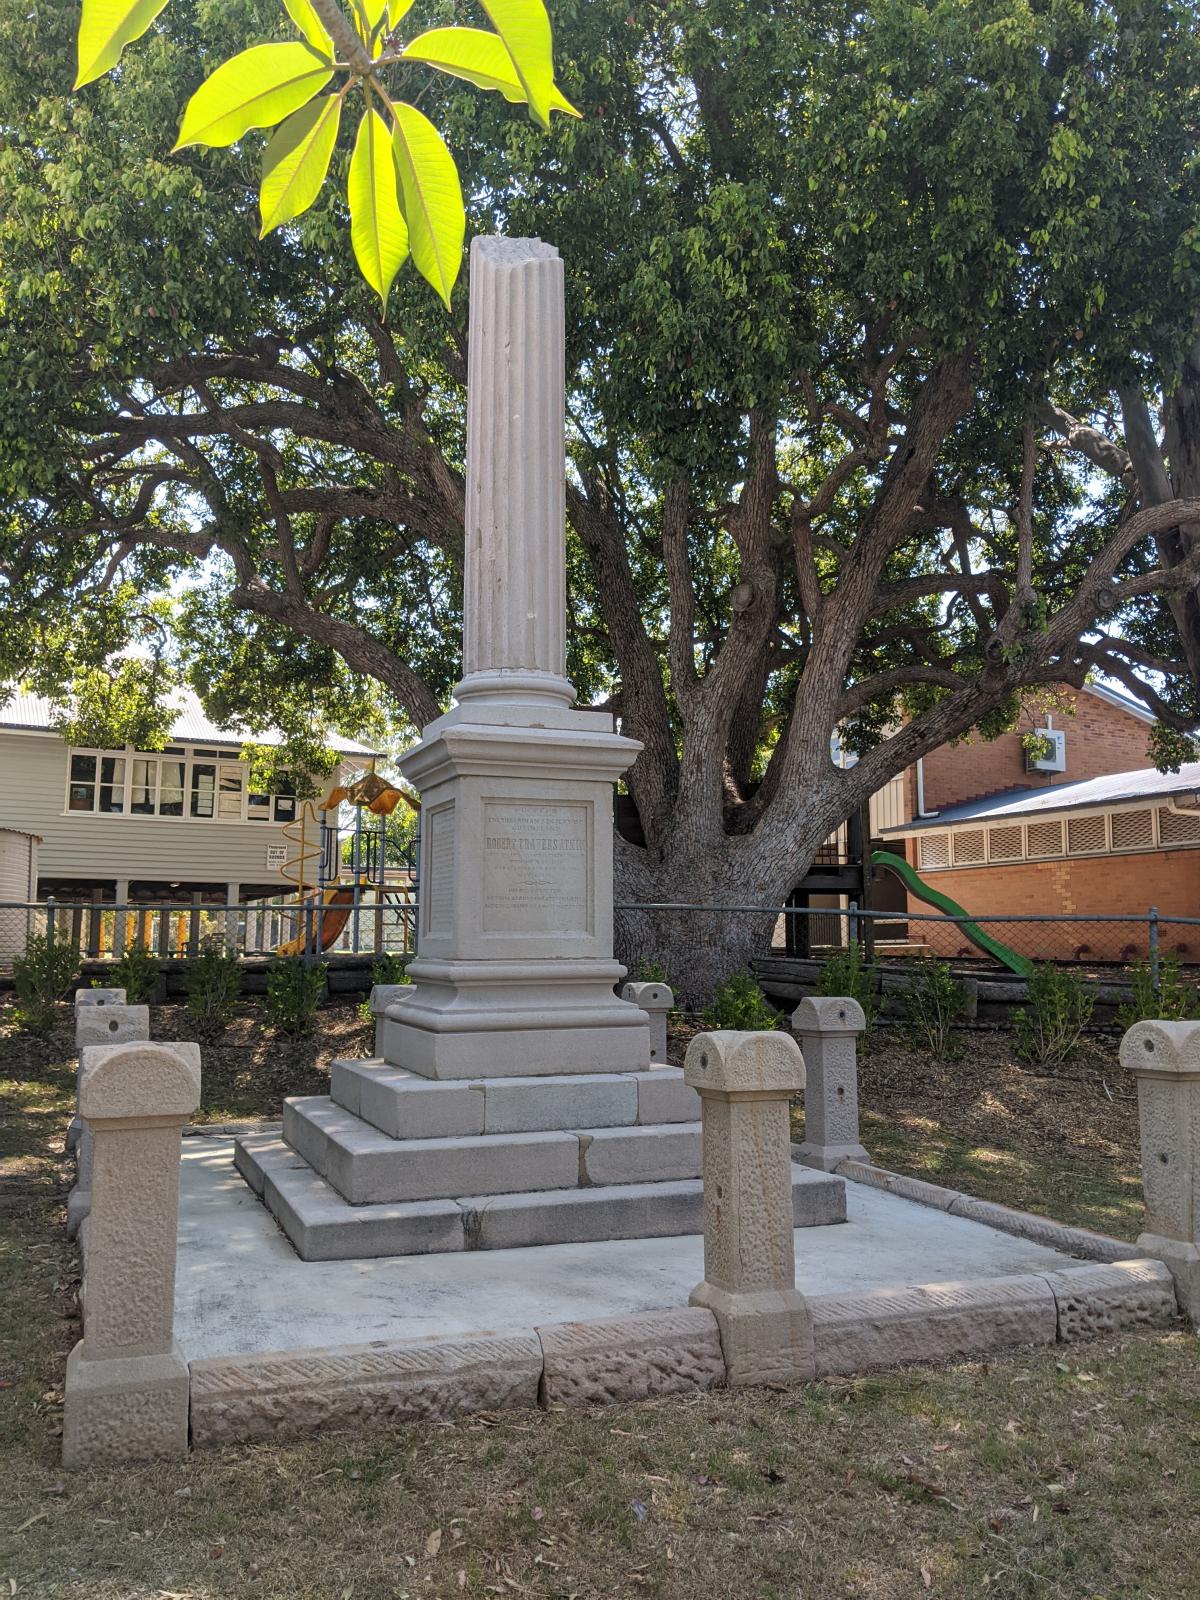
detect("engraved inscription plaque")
(425, 803), (456, 936)
(482, 801), (592, 935)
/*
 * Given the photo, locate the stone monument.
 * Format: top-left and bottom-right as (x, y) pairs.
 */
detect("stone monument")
(384, 237), (649, 1078)
(235, 237), (846, 1260)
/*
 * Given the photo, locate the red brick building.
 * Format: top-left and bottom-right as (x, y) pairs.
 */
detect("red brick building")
(877, 685), (1200, 962)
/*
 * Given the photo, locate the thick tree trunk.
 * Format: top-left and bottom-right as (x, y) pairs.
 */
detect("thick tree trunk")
(612, 818), (832, 1009)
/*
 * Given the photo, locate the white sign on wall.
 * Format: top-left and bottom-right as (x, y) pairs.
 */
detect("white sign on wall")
(266, 844), (288, 870)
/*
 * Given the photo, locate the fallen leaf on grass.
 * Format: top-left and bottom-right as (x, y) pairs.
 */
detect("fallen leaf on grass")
(630, 1499), (649, 1522)
(11, 1513), (47, 1535)
(921, 1567), (932, 1590)
(425, 1529), (442, 1558)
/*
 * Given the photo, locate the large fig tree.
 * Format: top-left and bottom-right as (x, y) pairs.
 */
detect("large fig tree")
(2, 0), (1200, 998)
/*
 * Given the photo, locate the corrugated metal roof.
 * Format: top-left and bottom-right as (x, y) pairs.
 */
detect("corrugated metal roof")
(883, 762), (1200, 833)
(0, 688), (382, 759)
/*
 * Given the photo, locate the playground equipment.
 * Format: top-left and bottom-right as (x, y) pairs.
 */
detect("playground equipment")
(273, 771), (418, 958)
(871, 849), (1033, 977)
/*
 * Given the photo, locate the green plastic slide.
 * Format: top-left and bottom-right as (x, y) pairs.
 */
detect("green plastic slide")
(870, 849), (1033, 978)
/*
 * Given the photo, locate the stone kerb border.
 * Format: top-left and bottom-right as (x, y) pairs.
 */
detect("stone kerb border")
(836, 1160), (1144, 1263)
(186, 1256), (1177, 1448)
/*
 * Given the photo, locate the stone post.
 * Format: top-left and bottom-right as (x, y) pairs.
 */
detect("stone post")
(685, 1030), (813, 1386)
(621, 981), (674, 1064)
(68, 1004), (152, 1238)
(63, 1041), (201, 1467)
(790, 996), (869, 1171)
(1121, 1019), (1200, 1327)
(370, 981), (414, 1059)
(75, 987), (126, 1008)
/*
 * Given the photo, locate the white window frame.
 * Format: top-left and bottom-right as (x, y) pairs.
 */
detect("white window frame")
(64, 744), (306, 825)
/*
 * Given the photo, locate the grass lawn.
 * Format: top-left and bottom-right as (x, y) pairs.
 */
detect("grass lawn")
(3, 1002), (1198, 1599)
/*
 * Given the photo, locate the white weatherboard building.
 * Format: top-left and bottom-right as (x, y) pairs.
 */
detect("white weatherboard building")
(0, 690), (380, 908)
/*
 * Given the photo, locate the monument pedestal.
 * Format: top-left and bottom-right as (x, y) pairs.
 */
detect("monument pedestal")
(386, 702), (649, 1078)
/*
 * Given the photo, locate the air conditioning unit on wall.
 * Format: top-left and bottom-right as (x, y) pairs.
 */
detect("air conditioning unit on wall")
(1025, 727), (1066, 773)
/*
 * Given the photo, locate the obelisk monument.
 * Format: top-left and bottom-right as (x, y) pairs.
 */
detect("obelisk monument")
(386, 238), (650, 1078)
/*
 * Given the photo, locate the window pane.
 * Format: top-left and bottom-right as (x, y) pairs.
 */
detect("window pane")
(131, 758), (157, 815)
(273, 793), (297, 823)
(159, 759), (185, 817)
(218, 765), (244, 819)
(68, 783), (96, 812)
(191, 762), (216, 818)
(248, 793), (270, 821)
(100, 756), (125, 786)
(70, 753), (97, 783)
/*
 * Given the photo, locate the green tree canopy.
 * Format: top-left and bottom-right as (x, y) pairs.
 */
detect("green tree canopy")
(3, 0), (1200, 992)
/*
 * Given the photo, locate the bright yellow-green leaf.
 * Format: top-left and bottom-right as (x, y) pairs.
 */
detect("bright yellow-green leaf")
(348, 106), (409, 310)
(259, 95), (342, 237)
(402, 28), (578, 117)
(174, 44), (333, 151)
(388, 0), (416, 26)
(477, 0), (558, 129)
(75, 0), (170, 88)
(392, 101), (465, 309)
(282, 0), (333, 57)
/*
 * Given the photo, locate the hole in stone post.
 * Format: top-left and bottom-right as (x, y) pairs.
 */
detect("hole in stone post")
(650, 1046), (659, 1060)
(108, 1019), (118, 1033)
(1145, 1039), (1154, 1052)
(716, 1183), (723, 1199)
(699, 1051), (709, 1069)
(1159, 1152), (1169, 1164)
(837, 1085), (845, 1097)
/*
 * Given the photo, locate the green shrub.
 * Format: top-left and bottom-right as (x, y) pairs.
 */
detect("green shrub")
(1117, 953), (1200, 1031)
(817, 941), (878, 1036)
(13, 932), (81, 1036)
(634, 959), (668, 985)
(1013, 963), (1094, 1069)
(703, 970), (779, 1031)
(371, 953), (412, 987)
(184, 942), (243, 1040)
(902, 959), (965, 1059)
(106, 943), (160, 1005)
(266, 957), (327, 1037)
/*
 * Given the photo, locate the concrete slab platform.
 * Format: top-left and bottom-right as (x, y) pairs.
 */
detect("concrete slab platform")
(175, 1138), (1093, 1364)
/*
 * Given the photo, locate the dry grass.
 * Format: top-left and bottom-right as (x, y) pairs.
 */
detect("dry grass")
(3, 1004), (1199, 1598)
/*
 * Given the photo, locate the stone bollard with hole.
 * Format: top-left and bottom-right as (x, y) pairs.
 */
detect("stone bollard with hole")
(790, 996), (869, 1172)
(75, 987), (126, 1008)
(63, 1041), (201, 1467)
(68, 1005), (152, 1239)
(684, 1029), (814, 1385)
(1120, 1019), (1200, 1328)
(621, 981), (674, 1065)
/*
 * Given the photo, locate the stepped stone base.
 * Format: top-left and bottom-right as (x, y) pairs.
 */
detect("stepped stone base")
(236, 1132), (846, 1261)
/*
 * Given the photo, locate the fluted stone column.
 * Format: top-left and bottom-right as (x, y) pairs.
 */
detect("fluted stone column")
(458, 237), (573, 711)
(1121, 1019), (1200, 1327)
(686, 1030), (814, 1386)
(389, 238), (649, 1079)
(63, 1041), (201, 1467)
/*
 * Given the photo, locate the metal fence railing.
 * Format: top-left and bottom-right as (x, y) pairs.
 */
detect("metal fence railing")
(0, 892), (418, 970)
(613, 902), (1200, 980)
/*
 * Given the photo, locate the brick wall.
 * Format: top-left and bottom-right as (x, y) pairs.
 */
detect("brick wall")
(920, 688), (1152, 812)
(901, 848), (1200, 963)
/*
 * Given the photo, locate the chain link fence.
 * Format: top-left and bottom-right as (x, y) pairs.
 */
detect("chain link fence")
(614, 901), (1200, 981)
